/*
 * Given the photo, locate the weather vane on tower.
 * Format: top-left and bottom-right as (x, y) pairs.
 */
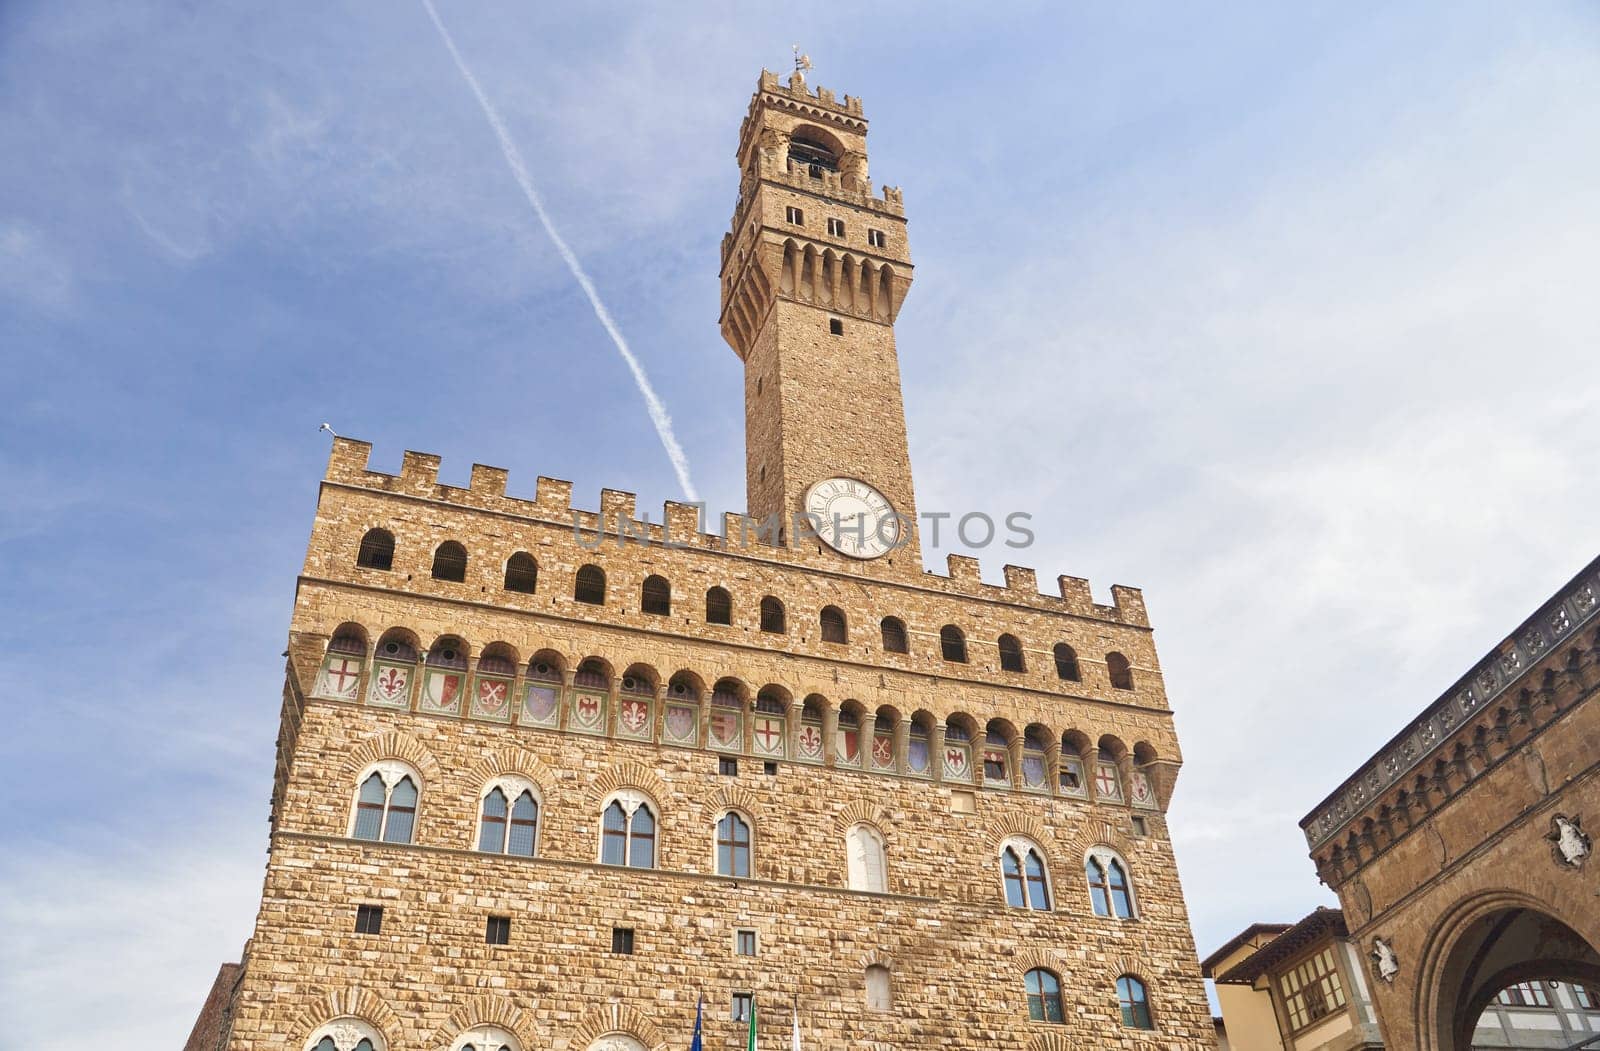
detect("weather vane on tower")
(792, 44), (812, 80)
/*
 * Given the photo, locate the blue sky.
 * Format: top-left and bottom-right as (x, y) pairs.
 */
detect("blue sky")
(3, 2), (1599, 1045)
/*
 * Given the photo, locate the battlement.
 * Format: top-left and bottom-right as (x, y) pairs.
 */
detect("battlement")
(757, 68), (866, 120)
(323, 437), (1150, 627)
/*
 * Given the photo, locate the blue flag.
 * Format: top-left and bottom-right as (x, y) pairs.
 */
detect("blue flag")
(689, 993), (703, 1051)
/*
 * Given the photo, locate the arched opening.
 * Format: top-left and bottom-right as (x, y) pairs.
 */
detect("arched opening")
(641, 574), (671, 616)
(503, 552), (537, 594)
(1427, 898), (1600, 1051)
(788, 129), (840, 175)
(705, 586), (732, 625)
(356, 528), (394, 571)
(574, 564), (606, 605)
(880, 616), (909, 654)
(1107, 651), (1134, 690)
(1053, 642), (1081, 682)
(820, 605), (847, 644)
(431, 541), (467, 582)
(759, 595), (786, 634)
(998, 633), (1026, 672)
(940, 625), (967, 663)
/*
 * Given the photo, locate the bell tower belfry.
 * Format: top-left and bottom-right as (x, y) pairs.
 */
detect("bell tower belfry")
(719, 69), (919, 566)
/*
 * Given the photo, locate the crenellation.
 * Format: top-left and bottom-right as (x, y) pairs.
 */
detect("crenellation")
(399, 450), (441, 493)
(470, 463), (509, 498)
(946, 554), (982, 585)
(1003, 565), (1038, 595)
(533, 476), (572, 513)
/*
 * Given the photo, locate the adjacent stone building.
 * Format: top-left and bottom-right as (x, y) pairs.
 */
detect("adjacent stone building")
(1300, 557), (1600, 1050)
(199, 69), (1217, 1051)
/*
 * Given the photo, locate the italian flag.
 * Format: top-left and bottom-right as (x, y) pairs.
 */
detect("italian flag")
(746, 998), (757, 1051)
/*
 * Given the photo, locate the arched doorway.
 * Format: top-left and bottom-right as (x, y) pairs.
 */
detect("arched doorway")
(1423, 896), (1600, 1051)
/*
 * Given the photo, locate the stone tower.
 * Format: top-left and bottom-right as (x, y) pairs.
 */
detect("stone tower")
(719, 70), (920, 565)
(192, 71), (1217, 1051)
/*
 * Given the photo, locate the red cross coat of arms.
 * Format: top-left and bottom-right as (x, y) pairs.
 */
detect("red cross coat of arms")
(1095, 763), (1121, 799)
(753, 716), (783, 754)
(318, 657), (361, 700)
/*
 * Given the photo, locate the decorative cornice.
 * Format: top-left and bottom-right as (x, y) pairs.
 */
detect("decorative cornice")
(1301, 557), (1600, 850)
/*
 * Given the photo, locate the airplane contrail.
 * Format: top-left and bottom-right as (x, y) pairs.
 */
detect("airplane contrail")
(419, 0), (700, 503)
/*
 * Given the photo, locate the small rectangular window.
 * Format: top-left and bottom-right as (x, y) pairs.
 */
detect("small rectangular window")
(829, 318), (844, 336)
(827, 217), (845, 237)
(718, 756), (738, 776)
(786, 206), (804, 225)
(1131, 815), (1149, 837)
(731, 992), (753, 1021)
(736, 929), (757, 956)
(763, 760), (778, 776)
(485, 915), (511, 945)
(354, 904), (383, 935)
(868, 228), (886, 248)
(612, 927), (635, 954)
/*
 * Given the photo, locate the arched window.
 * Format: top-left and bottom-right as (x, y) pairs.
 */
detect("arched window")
(574, 564), (606, 605)
(1117, 975), (1153, 1029)
(477, 779), (539, 857)
(450, 1024), (522, 1051)
(716, 812), (752, 877)
(880, 616), (908, 654)
(1025, 969), (1064, 1023)
(788, 131), (840, 175)
(1053, 643), (1081, 682)
(1000, 840), (1050, 910)
(940, 625), (967, 663)
(1021, 728), (1049, 790)
(836, 706), (862, 766)
(306, 1019), (385, 1051)
(759, 596), (786, 633)
(356, 528), (394, 571)
(600, 793), (656, 869)
(846, 824), (887, 892)
(820, 605), (847, 644)
(431, 541), (467, 582)
(1087, 851), (1135, 918)
(503, 552), (537, 594)
(998, 634), (1026, 672)
(865, 964), (892, 1012)
(351, 763), (419, 844)
(1107, 651), (1134, 690)
(641, 574), (671, 616)
(705, 586), (732, 625)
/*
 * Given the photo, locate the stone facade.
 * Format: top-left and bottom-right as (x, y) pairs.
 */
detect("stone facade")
(207, 70), (1217, 1051)
(1302, 557), (1600, 1051)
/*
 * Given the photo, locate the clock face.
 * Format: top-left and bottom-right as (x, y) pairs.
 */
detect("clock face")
(804, 477), (901, 559)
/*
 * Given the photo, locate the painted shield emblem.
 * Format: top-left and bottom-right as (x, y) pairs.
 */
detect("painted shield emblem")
(797, 723), (823, 760)
(752, 715), (784, 754)
(665, 704), (695, 742)
(1023, 756), (1046, 788)
(369, 665), (410, 707)
(316, 657), (361, 700)
(907, 738), (930, 773)
(709, 711), (740, 748)
(1131, 771), (1153, 806)
(421, 670), (462, 713)
(572, 692), (604, 732)
(871, 733), (894, 769)
(944, 746), (969, 778)
(474, 678), (508, 717)
(620, 698), (649, 735)
(1095, 762), (1122, 799)
(523, 684), (558, 724)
